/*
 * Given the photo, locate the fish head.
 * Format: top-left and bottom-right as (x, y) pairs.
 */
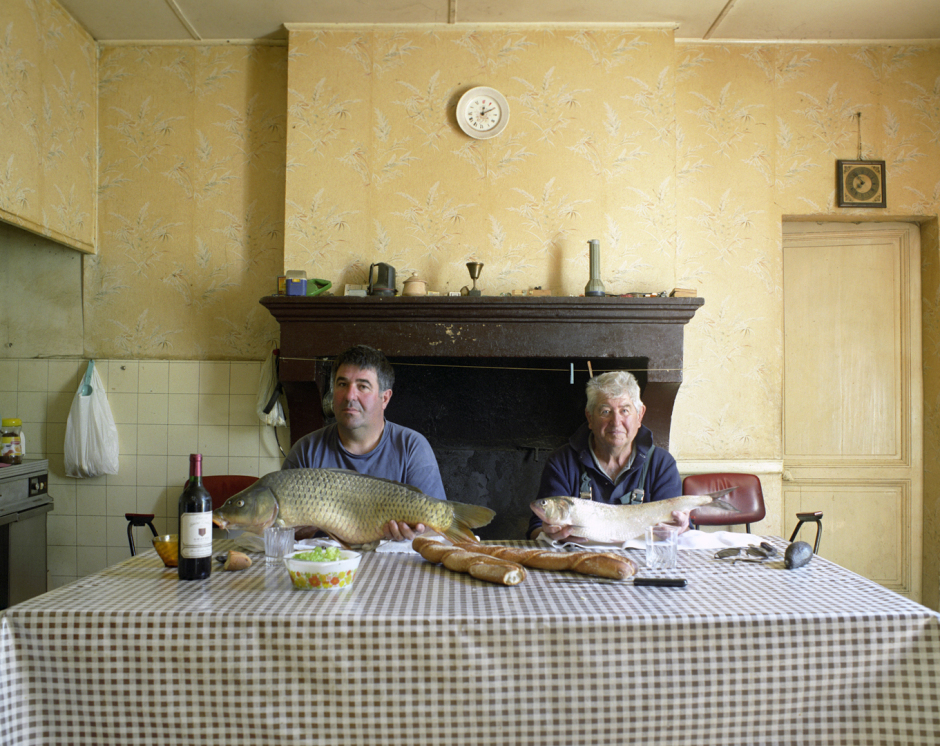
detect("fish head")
(212, 481), (279, 534)
(529, 496), (574, 526)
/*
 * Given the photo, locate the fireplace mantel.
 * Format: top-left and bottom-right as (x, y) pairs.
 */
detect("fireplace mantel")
(261, 295), (703, 449)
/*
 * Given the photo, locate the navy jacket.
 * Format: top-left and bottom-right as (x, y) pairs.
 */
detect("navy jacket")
(527, 423), (682, 538)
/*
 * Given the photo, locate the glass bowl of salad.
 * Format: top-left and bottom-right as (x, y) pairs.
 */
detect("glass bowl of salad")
(283, 547), (361, 590)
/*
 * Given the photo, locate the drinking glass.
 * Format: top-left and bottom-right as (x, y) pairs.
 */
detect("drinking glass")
(264, 526), (295, 565)
(645, 524), (679, 570)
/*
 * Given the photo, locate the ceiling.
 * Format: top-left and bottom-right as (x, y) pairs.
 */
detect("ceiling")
(56, 0), (940, 43)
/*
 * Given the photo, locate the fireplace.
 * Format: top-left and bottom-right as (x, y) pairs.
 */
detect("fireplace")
(262, 295), (702, 539)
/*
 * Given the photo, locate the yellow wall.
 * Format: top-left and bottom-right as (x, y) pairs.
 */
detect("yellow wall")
(0, 0), (96, 252)
(88, 44), (286, 359)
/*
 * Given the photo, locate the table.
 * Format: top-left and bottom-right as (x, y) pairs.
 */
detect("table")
(1, 539), (938, 746)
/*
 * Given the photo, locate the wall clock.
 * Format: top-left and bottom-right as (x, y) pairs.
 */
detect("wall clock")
(456, 86), (510, 140)
(837, 160), (886, 208)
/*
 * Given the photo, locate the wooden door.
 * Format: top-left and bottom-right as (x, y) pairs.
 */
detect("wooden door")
(783, 222), (922, 601)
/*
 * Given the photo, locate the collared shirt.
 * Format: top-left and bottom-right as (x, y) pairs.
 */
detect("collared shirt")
(588, 433), (636, 485)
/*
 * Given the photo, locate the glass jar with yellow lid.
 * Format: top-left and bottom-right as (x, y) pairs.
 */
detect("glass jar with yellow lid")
(1, 418), (23, 464)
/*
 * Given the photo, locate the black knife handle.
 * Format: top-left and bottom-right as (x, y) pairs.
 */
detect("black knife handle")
(634, 577), (687, 587)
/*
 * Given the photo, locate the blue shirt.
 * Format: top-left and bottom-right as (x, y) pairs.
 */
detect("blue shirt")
(282, 420), (447, 500)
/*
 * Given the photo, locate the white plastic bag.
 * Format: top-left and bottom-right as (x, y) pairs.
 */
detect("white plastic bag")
(64, 361), (120, 478)
(256, 348), (286, 427)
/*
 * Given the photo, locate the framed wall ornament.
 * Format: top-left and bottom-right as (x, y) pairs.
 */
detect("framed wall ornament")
(837, 159), (886, 208)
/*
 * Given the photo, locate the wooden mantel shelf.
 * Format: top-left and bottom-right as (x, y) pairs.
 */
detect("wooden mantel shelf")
(261, 294), (703, 448)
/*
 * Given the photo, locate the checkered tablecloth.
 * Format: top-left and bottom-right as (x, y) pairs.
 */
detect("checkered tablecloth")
(1, 538), (938, 746)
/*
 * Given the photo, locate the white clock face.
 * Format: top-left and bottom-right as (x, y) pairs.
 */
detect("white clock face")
(465, 95), (502, 132)
(456, 87), (510, 140)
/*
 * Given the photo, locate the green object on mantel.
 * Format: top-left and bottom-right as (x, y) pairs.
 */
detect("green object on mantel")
(307, 279), (331, 297)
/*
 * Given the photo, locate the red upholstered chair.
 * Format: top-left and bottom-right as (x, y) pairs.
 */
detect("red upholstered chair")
(203, 475), (259, 511)
(126, 475), (260, 555)
(682, 473), (766, 533)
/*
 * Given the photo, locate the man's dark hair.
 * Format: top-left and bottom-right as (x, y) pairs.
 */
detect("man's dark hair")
(331, 345), (395, 392)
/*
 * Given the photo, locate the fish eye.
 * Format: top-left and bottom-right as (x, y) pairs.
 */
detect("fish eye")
(235, 499), (244, 507)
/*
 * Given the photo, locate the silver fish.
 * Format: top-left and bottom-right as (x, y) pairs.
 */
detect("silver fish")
(530, 490), (736, 543)
(212, 468), (495, 550)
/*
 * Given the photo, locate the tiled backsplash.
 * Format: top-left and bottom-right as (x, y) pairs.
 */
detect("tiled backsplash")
(0, 358), (287, 590)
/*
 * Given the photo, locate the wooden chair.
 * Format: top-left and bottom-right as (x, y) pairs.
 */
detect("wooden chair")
(682, 473), (766, 532)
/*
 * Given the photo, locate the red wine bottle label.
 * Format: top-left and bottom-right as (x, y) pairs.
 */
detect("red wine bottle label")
(180, 513), (213, 558)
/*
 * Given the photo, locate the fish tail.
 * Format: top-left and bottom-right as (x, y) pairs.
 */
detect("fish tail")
(713, 498), (738, 512)
(442, 502), (496, 544)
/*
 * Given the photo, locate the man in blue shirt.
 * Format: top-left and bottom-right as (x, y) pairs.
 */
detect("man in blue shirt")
(283, 345), (446, 541)
(528, 370), (687, 541)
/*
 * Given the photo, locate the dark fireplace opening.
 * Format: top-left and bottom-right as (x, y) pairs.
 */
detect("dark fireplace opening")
(328, 355), (649, 539)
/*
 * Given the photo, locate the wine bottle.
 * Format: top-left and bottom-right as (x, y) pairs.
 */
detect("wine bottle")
(178, 453), (213, 580)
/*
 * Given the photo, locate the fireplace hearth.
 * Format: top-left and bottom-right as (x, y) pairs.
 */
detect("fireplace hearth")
(262, 295), (702, 539)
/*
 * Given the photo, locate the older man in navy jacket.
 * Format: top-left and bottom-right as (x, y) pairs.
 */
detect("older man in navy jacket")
(528, 370), (686, 541)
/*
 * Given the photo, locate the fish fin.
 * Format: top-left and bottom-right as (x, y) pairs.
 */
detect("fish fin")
(350, 541), (382, 552)
(443, 502), (496, 544)
(321, 530), (356, 551)
(712, 498), (738, 512)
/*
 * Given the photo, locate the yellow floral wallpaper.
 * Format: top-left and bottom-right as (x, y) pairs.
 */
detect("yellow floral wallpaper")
(88, 43), (286, 359)
(0, 0), (96, 252)
(284, 27), (678, 295)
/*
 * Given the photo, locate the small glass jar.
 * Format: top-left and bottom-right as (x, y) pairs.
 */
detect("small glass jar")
(1, 418), (23, 464)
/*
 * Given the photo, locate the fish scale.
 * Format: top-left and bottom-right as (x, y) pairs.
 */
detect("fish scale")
(212, 467), (495, 550)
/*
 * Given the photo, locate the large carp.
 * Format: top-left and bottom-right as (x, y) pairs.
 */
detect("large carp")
(530, 491), (735, 543)
(212, 468), (495, 550)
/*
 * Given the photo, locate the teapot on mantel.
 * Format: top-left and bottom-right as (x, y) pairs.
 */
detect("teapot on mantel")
(401, 273), (428, 296)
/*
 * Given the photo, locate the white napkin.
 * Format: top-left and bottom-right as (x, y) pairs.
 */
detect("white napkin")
(292, 536), (433, 554)
(538, 529), (763, 552)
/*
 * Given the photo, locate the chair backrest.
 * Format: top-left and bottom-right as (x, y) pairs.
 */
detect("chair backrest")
(682, 473), (766, 528)
(202, 475), (260, 511)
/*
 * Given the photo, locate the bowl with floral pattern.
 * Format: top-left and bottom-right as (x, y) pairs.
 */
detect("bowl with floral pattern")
(283, 548), (361, 590)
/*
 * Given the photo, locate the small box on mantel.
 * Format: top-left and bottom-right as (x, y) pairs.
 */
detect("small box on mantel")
(669, 288), (697, 298)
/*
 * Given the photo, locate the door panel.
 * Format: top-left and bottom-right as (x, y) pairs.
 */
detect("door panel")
(783, 222), (922, 600)
(784, 481), (908, 589)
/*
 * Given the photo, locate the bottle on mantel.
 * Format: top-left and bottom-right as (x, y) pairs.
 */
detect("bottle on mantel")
(178, 453), (213, 580)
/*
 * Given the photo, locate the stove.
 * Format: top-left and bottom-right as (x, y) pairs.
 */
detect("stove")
(0, 459), (53, 609)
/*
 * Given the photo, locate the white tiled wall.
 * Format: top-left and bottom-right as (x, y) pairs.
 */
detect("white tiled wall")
(0, 358), (288, 590)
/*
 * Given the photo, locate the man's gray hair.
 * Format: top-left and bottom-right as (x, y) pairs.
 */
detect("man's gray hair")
(585, 370), (643, 413)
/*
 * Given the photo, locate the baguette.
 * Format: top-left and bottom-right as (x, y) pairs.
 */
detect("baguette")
(416, 541), (460, 564)
(455, 543), (636, 580)
(442, 550), (525, 577)
(468, 561), (525, 586)
(412, 538), (527, 586)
